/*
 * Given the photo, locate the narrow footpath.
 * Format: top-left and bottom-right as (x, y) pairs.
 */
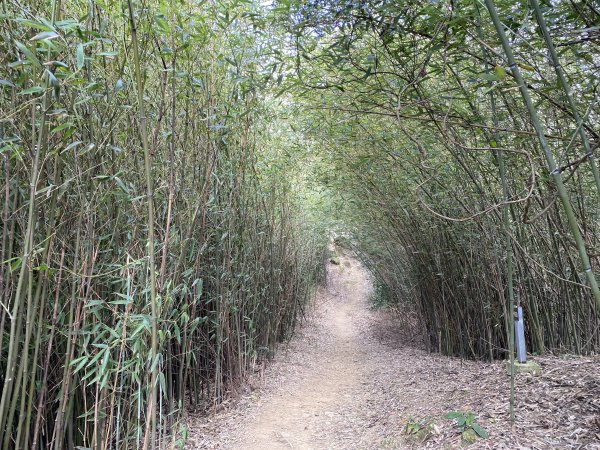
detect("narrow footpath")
(186, 254), (600, 449)
(228, 254), (379, 449)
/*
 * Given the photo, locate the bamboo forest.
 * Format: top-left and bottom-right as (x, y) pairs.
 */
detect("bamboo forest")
(1, 0), (599, 448)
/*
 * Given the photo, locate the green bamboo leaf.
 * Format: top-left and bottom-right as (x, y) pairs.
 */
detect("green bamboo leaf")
(471, 423), (489, 438)
(174, 324), (181, 344)
(55, 19), (81, 31)
(108, 299), (131, 305)
(86, 299), (105, 307)
(192, 278), (203, 296)
(63, 141), (83, 152)
(18, 86), (45, 95)
(8, 60), (27, 69)
(517, 62), (536, 71)
(15, 41), (42, 69)
(150, 353), (161, 373)
(154, 15), (169, 33)
(131, 323), (148, 338)
(71, 356), (89, 374)
(45, 60), (69, 68)
(114, 176), (130, 194)
(82, 351), (105, 377)
(79, 143), (96, 155)
(97, 51), (119, 57)
(481, 84), (498, 95)
(51, 122), (74, 133)
(100, 350), (110, 372)
(7, 257), (22, 272)
(109, 293), (133, 305)
(31, 31), (59, 41)
(46, 70), (59, 87)
(14, 18), (53, 31)
(86, 371), (103, 386)
(159, 371), (166, 392)
(477, 72), (500, 82)
(76, 43), (85, 70)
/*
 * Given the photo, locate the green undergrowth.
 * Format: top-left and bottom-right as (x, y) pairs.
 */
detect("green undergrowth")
(401, 410), (489, 447)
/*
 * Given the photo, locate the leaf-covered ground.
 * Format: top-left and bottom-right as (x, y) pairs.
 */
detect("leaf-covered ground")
(185, 255), (600, 449)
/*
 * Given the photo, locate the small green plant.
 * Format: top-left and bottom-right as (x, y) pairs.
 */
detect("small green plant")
(403, 416), (436, 443)
(173, 424), (189, 449)
(404, 417), (422, 435)
(443, 411), (489, 443)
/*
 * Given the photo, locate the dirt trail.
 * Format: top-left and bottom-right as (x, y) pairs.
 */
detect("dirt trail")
(187, 254), (402, 449)
(229, 256), (372, 449)
(186, 254), (600, 449)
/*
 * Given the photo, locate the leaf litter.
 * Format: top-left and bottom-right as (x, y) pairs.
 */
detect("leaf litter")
(185, 256), (600, 449)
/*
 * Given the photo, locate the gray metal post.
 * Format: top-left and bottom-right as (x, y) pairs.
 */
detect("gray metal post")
(515, 305), (527, 363)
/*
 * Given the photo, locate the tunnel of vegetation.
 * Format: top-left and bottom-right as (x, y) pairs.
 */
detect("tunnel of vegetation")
(0, 0), (599, 448)
(283, 0), (600, 361)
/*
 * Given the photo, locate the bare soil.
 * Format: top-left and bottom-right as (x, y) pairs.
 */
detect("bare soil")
(185, 255), (600, 449)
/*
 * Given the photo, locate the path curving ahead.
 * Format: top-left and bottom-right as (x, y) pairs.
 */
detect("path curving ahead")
(187, 254), (600, 450)
(188, 254), (413, 449)
(229, 255), (374, 449)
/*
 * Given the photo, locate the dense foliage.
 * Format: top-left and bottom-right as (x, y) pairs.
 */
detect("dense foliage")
(2, 0), (600, 447)
(0, 1), (325, 448)
(274, 0), (600, 359)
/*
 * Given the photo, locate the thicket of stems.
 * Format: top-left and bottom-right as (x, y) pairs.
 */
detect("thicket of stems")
(2, 0), (600, 445)
(281, 0), (600, 361)
(0, 1), (326, 448)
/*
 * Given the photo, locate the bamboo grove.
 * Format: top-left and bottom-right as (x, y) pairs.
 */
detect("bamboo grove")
(2, 0), (600, 448)
(0, 0), (326, 448)
(274, 0), (600, 359)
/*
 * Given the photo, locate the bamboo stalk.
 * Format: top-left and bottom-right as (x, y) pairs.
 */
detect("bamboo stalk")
(0, 88), (47, 441)
(126, 2), (159, 449)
